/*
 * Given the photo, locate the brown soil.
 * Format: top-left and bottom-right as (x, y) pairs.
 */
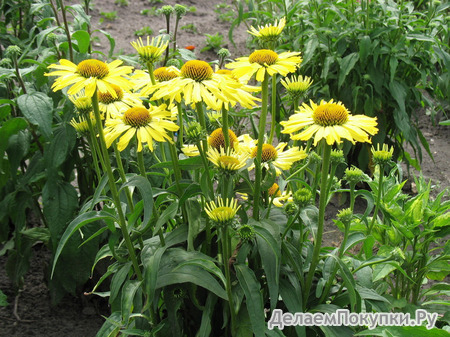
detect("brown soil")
(1, 0), (449, 336)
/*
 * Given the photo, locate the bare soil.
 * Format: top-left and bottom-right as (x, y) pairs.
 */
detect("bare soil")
(1, 0), (449, 336)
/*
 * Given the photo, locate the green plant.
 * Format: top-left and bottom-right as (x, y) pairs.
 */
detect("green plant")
(201, 32), (224, 52)
(148, 0), (162, 4)
(100, 10), (118, 22)
(180, 23), (198, 34)
(140, 7), (158, 16)
(214, 2), (234, 22)
(134, 26), (154, 36)
(188, 5), (197, 13)
(114, 0), (129, 6)
(232, 0), (449, 170)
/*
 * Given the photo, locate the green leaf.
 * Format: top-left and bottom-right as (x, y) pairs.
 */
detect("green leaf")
(120, 175), (153, 230)
(279, 278), (305, 337)
(185, 198), (202, 251)
(338, 53), (359, 88)
(234, 264), (266, 337)
(197, 293), (218, 337)
(44, 124), (76, 169)
(72, 30), (90, 53)
(121, 280), (141, 325)
(95, 29), (116, 58)
(254, 220), (280, 311)
(0, 118), (28, 156)
(359, 36), (371, 64)
(372, 261), (398, 282)
(0, 289), (8, 306)
(51, 211), (118, 277)
(153, 200), (178, 236)
(20, 227), (50, 244)
(17, 92), (53, 139)
(110, 262), (132, 304)
(321, 326), (355, 337)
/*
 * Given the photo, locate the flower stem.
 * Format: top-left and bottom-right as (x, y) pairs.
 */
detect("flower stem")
(113, 141), (134, 212)
(253, 73), (270, 220)
(368, 164), (384, 235)
(303, 142), (331, 307)
(91, 91), (142, 281)
(222, 106), (230, 150)
(268, 74), (277, 143)
(221, 225), (236, 336)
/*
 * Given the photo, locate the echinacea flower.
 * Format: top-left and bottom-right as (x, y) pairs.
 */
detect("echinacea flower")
(70, 115), (93, 135)
(207, 147), (249, 173)
(281, 99), (378, 146)
(97, 83), (143, 118)
(243, 139), (307, 174)
(132, 67), (179, 97)
(131, 36), (169, 64)
(226, 49), (302, 82)
(151, 60), (259, 110)
(248, 17), (286, 43)
(371, 143), (394, 166)
(208, 127), (238, 150)
(69, 92), (93, 115)
(46, 59), (133, 98)
(205, 197), (240, 224)
(103, 105), (179, 152)
(273, 190), (293, 207)
(281, 75), (313, 100)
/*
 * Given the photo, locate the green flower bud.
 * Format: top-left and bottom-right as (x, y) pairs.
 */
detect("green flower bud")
(330, 149), (345, 165)
(293, 188), (312, 209)
(159, 5), (174, 16)
(344, 166), (369, 185)
(284, 202), (298, 216)
(5, 45), (21, 58)
(337, 207), (353, 225)
(0, 58), (12, 68)
(371, 143), (394, 166)
(217, 48), (231, 59)
(174, 4), (187, 18)
(46, 33), (58, 44)
(186, 121), (203, 143)
(308, 151), (321, 165)
(238, 225), (255, 242)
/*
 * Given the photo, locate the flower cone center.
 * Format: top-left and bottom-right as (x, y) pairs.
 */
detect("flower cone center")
(312, 103), (349, 126)
(181, 60), (213, 81)
(218, 155), (240, 167)
(208, 128), (238, 150)
(249, 50), (278, 66)
(123, 107), (152, 128)
(77, 59), (109, 79)
(251, 144), (278, 162)
(268, 183), (281, 197)
(98, 84), (123, 104)
(154, 67), (178, 82)
(211, 207), (233, 220)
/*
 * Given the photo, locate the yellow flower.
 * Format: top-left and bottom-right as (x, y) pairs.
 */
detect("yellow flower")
(244, 139), (307, 174)
(132, 67), (180, 97)
(281, 99), (378, 146)
(70, 116), (91, 135)
(97, 83), (143, 118)
(46, 59), (133, 98)
(273, 190), (293, 207)
(248, 17), (286, 42)
(131, 36), (168, 64)
(205, 197), (240, 224)
(371, 143), (394, 166)
(268, 183), (281, 197)
(69, 92), (92, 115)
(207, 147), (249, 172)
(208, 127), (238, 150)
(226, 49), (302, 82)
(281, 75), (313, 99)
(181, 144), (200, 157)
(151, 60), (259, 110)
(104, 105), (179, 152)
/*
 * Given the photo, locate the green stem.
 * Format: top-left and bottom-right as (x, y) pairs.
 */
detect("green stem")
(57, 0), (73, 62)
(221, 226), (236, 335)
(91, 91), (142, 281)
(252, 73), (270, 220)
(222, 106), (230, 150)
(303, 142), (332, 308)
(368, 164), (384, 235)
(349, 182), (356, 212)
(86, 116), (106, 173)
(113, 142), (134, 212)
(177, 103), (184, 149)
(167, 132), (183, 195)
(268, 74), (277, 143)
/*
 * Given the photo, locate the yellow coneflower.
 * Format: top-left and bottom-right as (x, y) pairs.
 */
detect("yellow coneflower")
(103, 105), (179, 152)
(70, 116), (92, 135)
(208, 128), (238, 150)
(281, 99), (378, 146)
(273, 190), (293, 207)
(281, 75), (313, 100)
(268, 183), (282, 197)
(205, 197), (240, 224)
(132, 67), (180, 97)
(181, 144), (200, 157)
(207, 147), (249, 173)
(150, 60), (259, 110)
(371, 143), (394, 166)
(69, 92), (93, 115)
(248, 17), (286, 43)
(97, 83), (143, 118)
(226, 49), (302, 82)
(131, 36), (169, 64)
(245, 140), (307, 173)
(46, 59), (133, 98)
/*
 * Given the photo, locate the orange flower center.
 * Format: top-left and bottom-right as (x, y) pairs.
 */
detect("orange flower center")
(181, 60), (213, 81)
(154, 67), (178, 82)
(77, 59), (109, 79)
(251, 143), (278, 162)
(98, 84), (123, 104)
(248, 50), (278, 66)
(123, 107), (152, 128)
(268, 183), (281, 197)
(208, 128), (238, 150)
(312, 103), (349, 126)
